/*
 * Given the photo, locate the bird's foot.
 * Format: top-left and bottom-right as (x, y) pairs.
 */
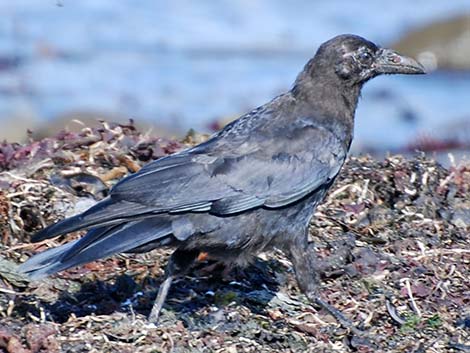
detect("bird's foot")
(313, 296), (363, 335)
(309, 294), (379, 349)
(143, 322), (158, 329)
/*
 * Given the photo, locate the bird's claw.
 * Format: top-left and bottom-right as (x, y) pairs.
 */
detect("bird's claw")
(309, 295), (380, 349)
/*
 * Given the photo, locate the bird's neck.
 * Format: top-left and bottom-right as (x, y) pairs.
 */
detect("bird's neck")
(291, 67), (362, 144)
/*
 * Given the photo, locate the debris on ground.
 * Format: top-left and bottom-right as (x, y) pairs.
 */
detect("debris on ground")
(0, 121), (469, 352)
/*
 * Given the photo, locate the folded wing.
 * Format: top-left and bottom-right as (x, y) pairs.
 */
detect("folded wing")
(32, 111), (346, 242)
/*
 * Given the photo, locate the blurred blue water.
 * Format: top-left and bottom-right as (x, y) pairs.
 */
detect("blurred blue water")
(0, 0), (470, 150)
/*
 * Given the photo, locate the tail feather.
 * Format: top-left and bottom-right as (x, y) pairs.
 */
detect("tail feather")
(17, 240), (78, 279)
(32, 197), (156, 242)
(19, 217), (174, 280)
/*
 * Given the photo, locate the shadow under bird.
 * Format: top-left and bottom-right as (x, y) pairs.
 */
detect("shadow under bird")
(19, 34), (425, 331)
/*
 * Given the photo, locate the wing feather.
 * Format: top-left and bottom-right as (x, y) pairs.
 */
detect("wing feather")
(110, 118), (346, 215)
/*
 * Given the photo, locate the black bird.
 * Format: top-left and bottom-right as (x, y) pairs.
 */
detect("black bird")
(19, 34), (425, 329)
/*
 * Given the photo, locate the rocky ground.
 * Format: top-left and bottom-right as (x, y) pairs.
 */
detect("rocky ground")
(0, 122), (469, 353)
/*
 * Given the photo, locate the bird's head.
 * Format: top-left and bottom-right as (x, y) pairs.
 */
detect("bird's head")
(292, 34), (426, 117)
(316, 34), (426, 86)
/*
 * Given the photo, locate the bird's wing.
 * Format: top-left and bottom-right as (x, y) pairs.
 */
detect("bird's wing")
(111, 117), (346, 216)
(31, 105), (348, 243)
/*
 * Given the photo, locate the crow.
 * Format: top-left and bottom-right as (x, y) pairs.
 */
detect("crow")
(19, 34), (425, 330)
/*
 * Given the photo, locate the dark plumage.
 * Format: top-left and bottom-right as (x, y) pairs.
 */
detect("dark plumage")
(19, 34), (425, 329)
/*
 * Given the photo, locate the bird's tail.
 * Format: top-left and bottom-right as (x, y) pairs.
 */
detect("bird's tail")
(31, 196), (157, 242)
(19, 217), (174, 280)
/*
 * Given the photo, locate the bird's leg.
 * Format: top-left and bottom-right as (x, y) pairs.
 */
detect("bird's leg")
(148, 276), (173, 323)
(288, 239), (363, 335)
(148, 248), (199, 323)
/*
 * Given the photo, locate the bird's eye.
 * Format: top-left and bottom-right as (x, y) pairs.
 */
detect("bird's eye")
(358, 51), (372, 62)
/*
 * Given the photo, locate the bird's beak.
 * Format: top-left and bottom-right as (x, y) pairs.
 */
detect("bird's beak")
(374, 48), (426, 75)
